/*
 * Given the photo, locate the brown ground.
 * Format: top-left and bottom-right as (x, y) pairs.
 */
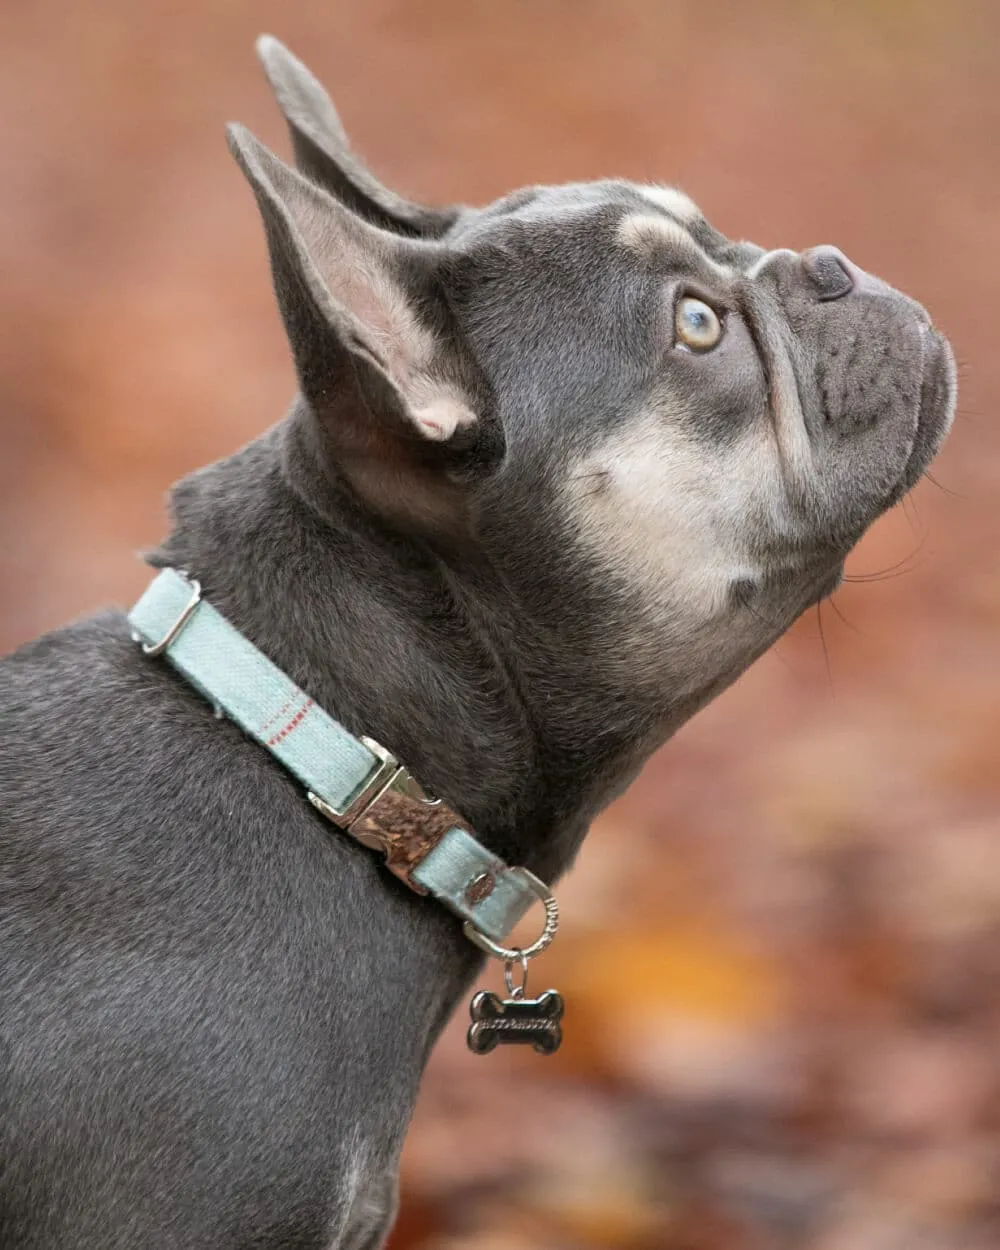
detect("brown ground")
(2, 2), (999, 1246)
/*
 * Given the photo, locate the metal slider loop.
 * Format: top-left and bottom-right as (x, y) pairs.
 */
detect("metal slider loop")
(463, 867), (559, 962)
(140, 577), (203, 658)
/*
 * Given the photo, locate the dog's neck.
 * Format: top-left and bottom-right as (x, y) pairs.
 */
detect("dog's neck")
(151, 406), (712, 884)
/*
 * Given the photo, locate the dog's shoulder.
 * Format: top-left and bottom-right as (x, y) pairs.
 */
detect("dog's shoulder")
(2, 612), (138, 768)
(3, 609), (138, 695)
(1, 611), (186, 782)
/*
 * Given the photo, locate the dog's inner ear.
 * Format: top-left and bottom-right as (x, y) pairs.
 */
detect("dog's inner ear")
(255, 35), (458, 239)
(228, 124), (484, 532)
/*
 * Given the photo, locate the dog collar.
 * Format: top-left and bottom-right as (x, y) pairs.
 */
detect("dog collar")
(127, 569), (558, 965)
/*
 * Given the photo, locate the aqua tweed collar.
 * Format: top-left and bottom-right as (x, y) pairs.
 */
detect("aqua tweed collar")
(127, 569), (559, 966)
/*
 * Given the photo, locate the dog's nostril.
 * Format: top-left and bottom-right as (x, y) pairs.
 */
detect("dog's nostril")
(802, 245), (855, 301)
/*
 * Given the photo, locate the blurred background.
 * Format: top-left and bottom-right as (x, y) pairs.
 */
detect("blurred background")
(2, 1), (997, 1246)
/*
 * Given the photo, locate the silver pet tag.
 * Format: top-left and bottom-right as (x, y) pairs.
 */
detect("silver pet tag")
(467, 955), (564, 1056)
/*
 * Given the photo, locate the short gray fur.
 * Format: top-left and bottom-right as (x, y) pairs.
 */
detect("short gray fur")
(0, 35), (955, 1250)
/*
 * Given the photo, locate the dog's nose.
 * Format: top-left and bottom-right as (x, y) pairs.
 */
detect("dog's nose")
(801, 245), (856, 301)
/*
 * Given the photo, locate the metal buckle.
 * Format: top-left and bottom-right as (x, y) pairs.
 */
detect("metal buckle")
(139, 576), (203, 657)
(308, 738), (448, 894)
(308, 736), (403, 828)
(462, 868), (559, 962)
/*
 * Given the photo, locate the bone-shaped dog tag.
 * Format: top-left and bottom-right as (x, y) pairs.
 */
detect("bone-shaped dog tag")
(467, 989), (564, 1055)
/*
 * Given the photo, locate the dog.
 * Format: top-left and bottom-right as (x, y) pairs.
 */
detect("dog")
(0, 34), (956, 1250)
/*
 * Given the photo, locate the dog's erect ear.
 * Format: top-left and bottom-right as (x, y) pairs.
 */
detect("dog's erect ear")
(228, 124), (487, 529)
(255, 36), (458, 239)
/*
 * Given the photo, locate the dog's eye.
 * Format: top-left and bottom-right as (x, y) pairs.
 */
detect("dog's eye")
(674, 297), (723, 352)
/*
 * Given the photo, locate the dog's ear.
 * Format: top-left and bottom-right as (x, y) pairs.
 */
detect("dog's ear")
(255, 36), (458, 239)
(227, 124), (489, 532)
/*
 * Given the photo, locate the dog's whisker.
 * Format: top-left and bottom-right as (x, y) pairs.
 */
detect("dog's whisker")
(900, 493), (924, 538)
(922, 469), (965, 499)
(843, 530), (929, 583)
(827, 593), (864, 635)
(844, 562), (926, 584)
(816, 601), (834, 691)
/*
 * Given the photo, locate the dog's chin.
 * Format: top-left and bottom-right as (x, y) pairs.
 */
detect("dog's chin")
(895, 327), (956, 496)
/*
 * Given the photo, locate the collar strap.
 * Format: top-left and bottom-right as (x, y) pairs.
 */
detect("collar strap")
(128, 568), (557, 953)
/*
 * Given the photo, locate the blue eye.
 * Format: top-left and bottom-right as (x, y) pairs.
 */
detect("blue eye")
(675, 296), (723, 352)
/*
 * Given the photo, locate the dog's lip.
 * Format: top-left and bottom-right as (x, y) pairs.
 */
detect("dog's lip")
(897, 324), (955, 491)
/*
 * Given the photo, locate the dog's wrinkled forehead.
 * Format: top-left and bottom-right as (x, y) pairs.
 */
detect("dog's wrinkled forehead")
(450, 179), (762, 281)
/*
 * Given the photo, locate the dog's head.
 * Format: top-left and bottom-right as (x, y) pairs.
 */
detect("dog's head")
(230, 37), (955, 710)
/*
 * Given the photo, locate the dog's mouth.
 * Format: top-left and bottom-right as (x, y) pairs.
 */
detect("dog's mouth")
(896, 325), (957, 495)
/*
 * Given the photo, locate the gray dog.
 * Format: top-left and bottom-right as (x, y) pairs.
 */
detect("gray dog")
(0, 35), (956, 1250)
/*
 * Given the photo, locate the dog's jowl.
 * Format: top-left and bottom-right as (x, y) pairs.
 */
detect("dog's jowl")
(0, 34), (956, 1250)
